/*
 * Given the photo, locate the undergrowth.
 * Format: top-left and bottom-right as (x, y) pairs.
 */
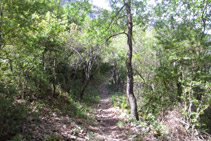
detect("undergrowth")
(106, 81), (172, 140)
(0, 96), (27, 141)
(107, 82), (128, 110)
(0, 76), (101, 140)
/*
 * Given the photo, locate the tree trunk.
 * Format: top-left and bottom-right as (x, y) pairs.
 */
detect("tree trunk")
(125, 1), (139, 120)
(80, 79), (90, 100)
(53, 53), (57, 97)
(177, 82), (182, 102)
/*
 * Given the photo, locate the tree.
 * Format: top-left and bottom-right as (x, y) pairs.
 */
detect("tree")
(124, 0), (139, 120)
(103, 0), (149, 120)
(153, 0), (211, 131)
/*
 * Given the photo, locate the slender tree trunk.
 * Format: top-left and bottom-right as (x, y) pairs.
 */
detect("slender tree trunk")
(125, 1), (139, 120)
(177, 82), (182, 102)
(53, 53), (57, 97)
(80, 79), (90, 100)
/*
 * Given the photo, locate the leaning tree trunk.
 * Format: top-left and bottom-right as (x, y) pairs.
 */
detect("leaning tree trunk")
(125, 1), (139, 120)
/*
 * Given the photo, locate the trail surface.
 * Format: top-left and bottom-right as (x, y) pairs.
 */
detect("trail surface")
(20, 77), (136, 141)
(88, 79), (133, 141)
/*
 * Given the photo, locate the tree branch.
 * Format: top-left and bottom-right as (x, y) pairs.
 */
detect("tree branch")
(71, 47), (83, 59)
(106, 31), (128, 43)
(134, 69), (145, 82)
(106, 4), (126, 31)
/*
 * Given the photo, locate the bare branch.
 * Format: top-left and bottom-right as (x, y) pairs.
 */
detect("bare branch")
(106, 31), (128, 43)
(134, 69), (145, 82)
(71, 47), (83, 59)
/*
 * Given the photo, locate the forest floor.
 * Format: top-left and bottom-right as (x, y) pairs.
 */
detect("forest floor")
(88, 78), (135, 140)
(18, 77), (138, 141)
(9, 76), (210, 140)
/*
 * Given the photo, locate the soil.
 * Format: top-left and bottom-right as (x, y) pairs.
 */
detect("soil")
(88, 78), (134, 141)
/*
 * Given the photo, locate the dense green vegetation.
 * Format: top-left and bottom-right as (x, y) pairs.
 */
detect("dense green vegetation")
(0, 0), (210, 140)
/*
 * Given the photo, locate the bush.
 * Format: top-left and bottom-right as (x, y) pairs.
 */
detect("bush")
(9, 134), (23, 141)
(0, 96), (27, 140)
(110, 91), (127, 109)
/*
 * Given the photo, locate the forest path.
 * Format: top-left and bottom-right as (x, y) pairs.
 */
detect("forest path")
(88, 77), (132, 141)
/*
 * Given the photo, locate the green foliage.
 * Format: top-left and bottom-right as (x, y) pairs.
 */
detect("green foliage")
(111, 93), (127, 109)
(44, 135), (61, 141)
(117, 121), (126, 127)
(0, 0), (210, 139)
(81, 85), (100, 105)
(132, 118), (170, 140)
(49, 91), (86, 118)
(102, 34), (127, 90)
(9, 134), (23, 141)
(108, 84), (127, 110)
(0, 96), (27, 140)
(150, 0), (211, 134)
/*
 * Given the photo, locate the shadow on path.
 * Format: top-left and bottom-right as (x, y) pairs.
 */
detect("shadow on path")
(88, 79), (133, 141)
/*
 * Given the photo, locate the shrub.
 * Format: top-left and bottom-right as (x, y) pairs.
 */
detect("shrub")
(0, 96), (27, 140)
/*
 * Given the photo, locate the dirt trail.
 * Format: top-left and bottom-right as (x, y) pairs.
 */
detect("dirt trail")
(88, 78), (132, 141)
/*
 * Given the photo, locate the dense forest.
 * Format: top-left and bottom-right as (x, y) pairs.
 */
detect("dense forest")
(0, 0), (211, 140)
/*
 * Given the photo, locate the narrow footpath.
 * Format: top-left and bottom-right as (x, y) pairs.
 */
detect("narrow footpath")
(88, 79), (134, 141)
